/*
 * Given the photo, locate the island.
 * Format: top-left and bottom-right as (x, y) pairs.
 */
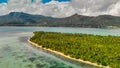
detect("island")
(28, 31), (120, 68)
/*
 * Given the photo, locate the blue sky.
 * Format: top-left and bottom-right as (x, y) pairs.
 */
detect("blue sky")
(0, 0), (7, 3)
(0, 0), (70, 3)
(42, 0), (70, 3)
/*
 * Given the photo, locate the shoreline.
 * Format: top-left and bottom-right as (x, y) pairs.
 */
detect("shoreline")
(28, 40), (110, 68)
(0, 26), (119, 29)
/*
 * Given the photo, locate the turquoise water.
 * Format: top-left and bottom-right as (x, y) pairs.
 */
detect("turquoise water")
(0, 26), (120, 68)
(0, 26), (120, 36)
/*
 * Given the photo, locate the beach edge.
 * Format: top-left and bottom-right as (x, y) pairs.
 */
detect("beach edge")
(28, 34), (110, 68)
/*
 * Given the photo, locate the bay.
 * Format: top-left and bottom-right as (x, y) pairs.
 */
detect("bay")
(0, 26), (120, 68)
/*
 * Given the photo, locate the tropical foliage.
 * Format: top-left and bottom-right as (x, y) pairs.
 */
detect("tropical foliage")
(30, 31), (120, 68)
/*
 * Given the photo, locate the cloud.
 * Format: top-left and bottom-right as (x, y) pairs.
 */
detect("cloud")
(0, 3), (9, 15)
(39, 1), (75, 17)
(109, 1), (120, 16)
(71, 0), (119, 16)
(0, 0), (120, 17)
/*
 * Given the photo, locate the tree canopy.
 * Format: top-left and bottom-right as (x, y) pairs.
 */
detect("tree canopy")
(30, 31), (120, 68)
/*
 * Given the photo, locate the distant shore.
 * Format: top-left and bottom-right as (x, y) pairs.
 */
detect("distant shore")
(28, 39), (110, 68)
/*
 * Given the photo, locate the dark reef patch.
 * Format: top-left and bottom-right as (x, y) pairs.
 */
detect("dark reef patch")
(22, 59), (27, 62)
(27, 64), (33, 68)
(36, 63), (46, 68)
(28, 57), (36, 62)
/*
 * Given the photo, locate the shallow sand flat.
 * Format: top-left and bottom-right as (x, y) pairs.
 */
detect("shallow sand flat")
(0, 31), (95, 68)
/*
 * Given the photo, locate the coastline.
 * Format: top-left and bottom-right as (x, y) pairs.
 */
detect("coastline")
(28, 39), (110, 68)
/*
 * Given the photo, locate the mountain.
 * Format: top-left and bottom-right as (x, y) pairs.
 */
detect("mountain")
(0, 12), (120, 28)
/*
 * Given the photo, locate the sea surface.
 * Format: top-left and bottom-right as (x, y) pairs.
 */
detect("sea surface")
(0, 26), (120, 68)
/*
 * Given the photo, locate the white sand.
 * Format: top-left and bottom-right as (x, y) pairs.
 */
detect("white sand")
(28, 40), (110, 68)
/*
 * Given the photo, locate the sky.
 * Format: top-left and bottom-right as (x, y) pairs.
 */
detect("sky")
(0, 0), (7, 3)
(0, 0), (120, 18)
(42, 0), (71, 3)
(0, 0), (71, 3)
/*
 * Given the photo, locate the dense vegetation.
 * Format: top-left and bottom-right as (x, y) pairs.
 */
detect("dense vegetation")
(0, 12), (120, 28)
(30, 31), (120, 68)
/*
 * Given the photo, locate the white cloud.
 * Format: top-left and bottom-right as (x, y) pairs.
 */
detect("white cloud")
(71, 0), (119, 16)
(109, 1), (120, 16)
(39, 1), (76, 17)
(0, 0), (120, 17)
(0, 3), (9, 15)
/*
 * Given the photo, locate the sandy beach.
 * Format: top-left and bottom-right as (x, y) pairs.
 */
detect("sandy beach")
(28, 39), (110, 68)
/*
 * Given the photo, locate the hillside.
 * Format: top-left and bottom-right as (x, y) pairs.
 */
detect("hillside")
(0, 12), (120, 28)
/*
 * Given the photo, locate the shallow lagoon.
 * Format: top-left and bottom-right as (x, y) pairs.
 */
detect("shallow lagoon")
(0, 26), (120, 68)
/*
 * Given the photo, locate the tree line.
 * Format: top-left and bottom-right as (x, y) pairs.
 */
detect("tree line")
(30, 31), (120, 68)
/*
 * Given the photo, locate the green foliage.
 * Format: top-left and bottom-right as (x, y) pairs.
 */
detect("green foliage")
(0, 12), (120, 28)
(30, 31), (120, 67)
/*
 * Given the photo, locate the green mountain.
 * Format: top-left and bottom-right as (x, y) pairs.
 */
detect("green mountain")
(0, 12), (120, 28)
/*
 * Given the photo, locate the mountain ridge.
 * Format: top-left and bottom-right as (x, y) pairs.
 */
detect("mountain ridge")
(0, 12), (120, 28)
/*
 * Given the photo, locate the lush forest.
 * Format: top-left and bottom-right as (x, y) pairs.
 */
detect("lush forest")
(0, 12), (120, 28)
(30, 31), (120, 68)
